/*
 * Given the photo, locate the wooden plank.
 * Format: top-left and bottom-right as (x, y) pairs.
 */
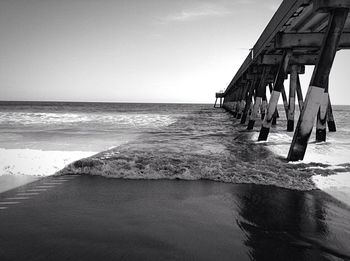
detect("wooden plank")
(275, 32), (350, 49)
(258, 54), (318, 65)
(314, 0), (350, 12)
(287, 65), (305, 74)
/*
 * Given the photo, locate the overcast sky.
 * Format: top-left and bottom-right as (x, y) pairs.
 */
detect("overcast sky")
(1, 0), (349, 104)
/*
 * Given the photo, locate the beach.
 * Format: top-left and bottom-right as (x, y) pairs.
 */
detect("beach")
(1, 101), (350, 260)
(1, 176), (349, 260)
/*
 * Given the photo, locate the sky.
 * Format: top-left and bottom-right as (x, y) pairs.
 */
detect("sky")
(0, 0), (350, 104)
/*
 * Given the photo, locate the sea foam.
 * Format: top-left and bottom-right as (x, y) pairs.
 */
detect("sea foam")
(58, 107), (350, 192)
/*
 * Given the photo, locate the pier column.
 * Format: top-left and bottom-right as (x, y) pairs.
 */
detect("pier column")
(241, 79), (256, 124)
(249, 101), (254, 117)
(258, 50), (292, 140)
(288, 8), (348, 161)
(236, 86), (245, 119)
(296, 75), (304, 111)
(235, 87), (241, 118)
(237, 99), (246, 119)
(232, 90), (238, 117)
(247, 96), (262, 130)
(268, 83), (279, 125)
(316, 79), (329, 142)
(327, 96), (336, 132)
(287, 65), (298, 131)
(261, 94), (267, 120)
(222, 91), (232, 110)
(248, 69), (267, 130)
(281, 85), (289, 120)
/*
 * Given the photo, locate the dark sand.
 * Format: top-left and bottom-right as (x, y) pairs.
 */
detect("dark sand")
(0, 175), (349, 261)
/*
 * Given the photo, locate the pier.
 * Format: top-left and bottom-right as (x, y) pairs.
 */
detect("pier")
(220, 0), (350, 161)
(214, 92), (224, 108)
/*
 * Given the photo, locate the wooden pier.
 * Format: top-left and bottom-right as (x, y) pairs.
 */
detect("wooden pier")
(214, 92), (224, 108)
(218, 0), (350, 161)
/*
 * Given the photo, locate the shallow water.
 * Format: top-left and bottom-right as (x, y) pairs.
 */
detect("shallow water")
(59, 105), (350, 192)
(1, 101), (350, 194)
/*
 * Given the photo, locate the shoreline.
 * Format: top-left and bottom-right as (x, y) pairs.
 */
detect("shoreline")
(1, 169), (349, 208)
(0, 174), (40, 194)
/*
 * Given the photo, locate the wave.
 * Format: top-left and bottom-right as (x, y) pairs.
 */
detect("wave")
(58, 142), (350, 191)
(0, 112), (176, 128)
(56, 107), (350, 191)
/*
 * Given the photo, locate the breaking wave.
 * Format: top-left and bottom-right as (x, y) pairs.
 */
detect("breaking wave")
(57, 108), (350, 191)
(0, 112), (176, 128)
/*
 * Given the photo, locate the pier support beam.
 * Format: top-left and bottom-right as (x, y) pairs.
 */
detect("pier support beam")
(327, 96), (336, 132)
(316, 79), (329, 142)
(281, 86), (289, 120)
(296, 75), (304, 111)
(258, 50), (292, 140)
(247, 97), (262, 130)
(268, 83), (279, 125)
(236, 86), (246, 119)
(261, 94), (267, 120)
(288, 8), (348, 161)
(241, 80), (255, 124)
(232, 91), (238, 117)
(287, 65), (298, 131)
(248, 69), (267, 130)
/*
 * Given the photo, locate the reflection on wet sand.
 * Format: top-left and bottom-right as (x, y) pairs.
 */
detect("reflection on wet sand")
(0, 177), (349, 260)
(235, 184), (350, 260)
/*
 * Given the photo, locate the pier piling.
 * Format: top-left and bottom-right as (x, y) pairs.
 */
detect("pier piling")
(316, 79), (329, 142)
(288, 8), (348, 161)
(258, 50), (291, 140)
(296, 75), (304, 111)
(268, 83), (279, 125)
(241, 79), (256, 124)
(327, 95), (337, 132)
(248, 68), (267, 130)
(261, 94), (267, 120)
(287, 65), (298, 132)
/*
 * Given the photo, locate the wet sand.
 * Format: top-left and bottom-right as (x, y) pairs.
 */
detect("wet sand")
(0, 176), (349, 261)
(0, 175), (40, 193)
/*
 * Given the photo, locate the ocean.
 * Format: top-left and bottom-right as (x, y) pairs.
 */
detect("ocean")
(1, 101), (350, 201)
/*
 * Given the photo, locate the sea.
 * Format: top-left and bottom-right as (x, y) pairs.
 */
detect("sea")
(1, 101), (350, 203)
